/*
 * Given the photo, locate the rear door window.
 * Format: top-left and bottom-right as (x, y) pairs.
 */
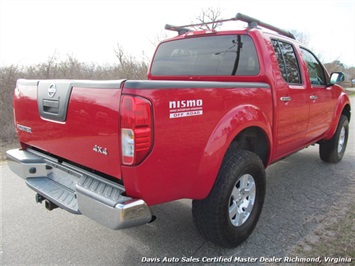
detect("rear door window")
(151, 35), (260, 76)
(272, 39), (302, 84)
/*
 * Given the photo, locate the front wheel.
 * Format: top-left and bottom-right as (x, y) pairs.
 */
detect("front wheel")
(319, 115), (349, 163)
(192, 149), (266, 248)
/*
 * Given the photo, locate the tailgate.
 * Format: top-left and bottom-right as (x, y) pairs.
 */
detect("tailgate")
(14, 79), (124, 179)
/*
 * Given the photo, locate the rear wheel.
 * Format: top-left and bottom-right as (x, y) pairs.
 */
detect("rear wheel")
(192, 149), (266, 248)
(319, 115), (349, 163)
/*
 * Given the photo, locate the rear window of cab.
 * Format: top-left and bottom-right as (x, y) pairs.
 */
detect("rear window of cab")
(150, 35), (260, 76)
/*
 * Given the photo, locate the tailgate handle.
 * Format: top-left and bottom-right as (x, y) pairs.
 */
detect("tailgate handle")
(43, 99), (60, 113)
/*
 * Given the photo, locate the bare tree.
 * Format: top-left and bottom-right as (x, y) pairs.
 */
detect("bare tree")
(149, 30), (169, 48)
(290, 30), (310, 46)
(194, 7), (223, 30)
(324, 60), (345, 73)
(43, 50), (58, 79)
(114, 43), (149, 79)
(114, 44), (126, 67)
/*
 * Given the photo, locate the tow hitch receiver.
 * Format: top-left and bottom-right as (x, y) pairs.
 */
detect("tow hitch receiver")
(35, 193), (45, 203)
(35, 193), (59, 211)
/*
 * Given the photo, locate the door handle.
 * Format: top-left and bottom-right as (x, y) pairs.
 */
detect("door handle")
(310, 95), (318, 100)
(280, 96), (292, 102)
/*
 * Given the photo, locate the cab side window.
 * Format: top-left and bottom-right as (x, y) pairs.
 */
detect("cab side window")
(272, 39), (301, 84)
(300, 48), (326, 86)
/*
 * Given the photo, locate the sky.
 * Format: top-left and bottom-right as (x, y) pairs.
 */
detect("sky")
(0, 0), (354, 67)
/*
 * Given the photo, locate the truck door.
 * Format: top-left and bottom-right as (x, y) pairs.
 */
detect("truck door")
(300, 48), (337, 143)
(271, 39), (309, 158)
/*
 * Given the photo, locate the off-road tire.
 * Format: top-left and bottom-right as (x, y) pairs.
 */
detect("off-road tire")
(319, 115), (349, 163)
(192, 149), (266, 248)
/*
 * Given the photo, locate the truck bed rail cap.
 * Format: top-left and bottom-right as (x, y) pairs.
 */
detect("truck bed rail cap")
(124, 80), (270, 89)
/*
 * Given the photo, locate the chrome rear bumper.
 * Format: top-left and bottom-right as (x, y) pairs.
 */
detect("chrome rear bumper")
(6, 148), (152, 229)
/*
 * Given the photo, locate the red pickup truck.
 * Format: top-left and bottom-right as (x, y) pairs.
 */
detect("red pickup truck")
(7, 13), (351, 247)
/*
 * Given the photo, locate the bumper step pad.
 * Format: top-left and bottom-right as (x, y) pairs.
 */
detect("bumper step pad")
(7, 148), (152, 229)
(26, 177), (79, 214)
(26, 165), (129, 215)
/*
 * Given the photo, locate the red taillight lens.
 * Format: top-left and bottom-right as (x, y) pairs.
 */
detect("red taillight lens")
(120, 95), (152, 165)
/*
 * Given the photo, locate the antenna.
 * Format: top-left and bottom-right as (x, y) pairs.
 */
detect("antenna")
(165, 12), (295, 40)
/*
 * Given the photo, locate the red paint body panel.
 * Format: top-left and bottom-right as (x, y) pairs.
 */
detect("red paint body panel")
(323, 90), (351, 140)
(14, 83), (122, 178)
(121, 85), (273, 205)
(12, 28), (351, 207)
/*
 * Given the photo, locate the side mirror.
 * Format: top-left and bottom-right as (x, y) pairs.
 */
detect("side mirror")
(330, 72), (345, 84)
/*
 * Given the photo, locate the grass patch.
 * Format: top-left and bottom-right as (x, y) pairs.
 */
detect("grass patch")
(290, 201), (355, 264)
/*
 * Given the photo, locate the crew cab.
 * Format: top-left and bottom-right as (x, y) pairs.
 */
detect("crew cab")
(6, 13), (351, 247)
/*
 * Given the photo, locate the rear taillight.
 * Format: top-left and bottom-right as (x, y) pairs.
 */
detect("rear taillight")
(120, 95), (153, 165)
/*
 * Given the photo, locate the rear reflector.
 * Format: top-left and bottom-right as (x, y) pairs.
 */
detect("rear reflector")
(120, 95), (152, 165)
